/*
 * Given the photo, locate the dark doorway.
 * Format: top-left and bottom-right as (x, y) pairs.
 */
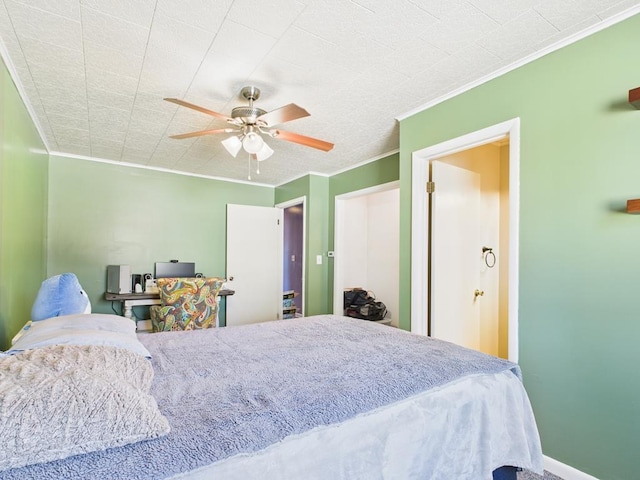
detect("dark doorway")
(283, 203), (304, 315)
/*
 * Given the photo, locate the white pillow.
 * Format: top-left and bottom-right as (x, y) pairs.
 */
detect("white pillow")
(0, 345), (169, 471)
(23, 313), (136, 334)
(10, 321), (32, 345)
(5, 313), (151, 358)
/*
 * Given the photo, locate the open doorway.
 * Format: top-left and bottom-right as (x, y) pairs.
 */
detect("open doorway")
(277, 197), (305, 317)
(411, 118), (520, 362)
(334, 182), (400, 326)
(430, 141), (509, 358)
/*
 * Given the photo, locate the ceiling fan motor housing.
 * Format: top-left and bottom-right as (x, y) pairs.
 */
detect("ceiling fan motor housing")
(231, 106), (267, 125)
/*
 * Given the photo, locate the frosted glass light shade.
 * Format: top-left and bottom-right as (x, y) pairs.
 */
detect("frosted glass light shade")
(255, 142), (274, 161)
(242, 132), (264, 154)
(221, 135), (242, 157)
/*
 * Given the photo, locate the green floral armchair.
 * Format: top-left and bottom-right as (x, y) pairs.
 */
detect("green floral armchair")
(150, 277), (225, 332)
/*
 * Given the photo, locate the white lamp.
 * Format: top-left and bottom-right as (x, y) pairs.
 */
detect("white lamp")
(242, 132), (264, 154)
(255, 142), (274, 161)
(221, 135), (242, 157)
(222, 130), (274, 161)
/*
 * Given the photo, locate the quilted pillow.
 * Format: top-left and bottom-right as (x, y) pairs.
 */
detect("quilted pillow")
(152, 277), (224, 332)
(12, 343), (155, 392)
(0, 345), (169, 472)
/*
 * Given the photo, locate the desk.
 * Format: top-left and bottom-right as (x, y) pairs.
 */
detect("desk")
(105, 290), (235, 327)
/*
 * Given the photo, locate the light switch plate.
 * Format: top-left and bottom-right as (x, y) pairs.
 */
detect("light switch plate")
(316, 255), (322, 265)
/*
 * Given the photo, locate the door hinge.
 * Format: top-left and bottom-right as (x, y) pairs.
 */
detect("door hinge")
(426, 181), (435, 193)
(277, 219), (280, 225)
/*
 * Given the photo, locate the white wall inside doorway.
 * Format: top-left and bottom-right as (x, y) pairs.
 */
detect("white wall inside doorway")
(334, 182), (399, 326)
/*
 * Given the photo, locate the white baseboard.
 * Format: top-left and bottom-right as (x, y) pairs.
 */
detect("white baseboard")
(136, 319), (152, 332)
(544, 455), (600, 480)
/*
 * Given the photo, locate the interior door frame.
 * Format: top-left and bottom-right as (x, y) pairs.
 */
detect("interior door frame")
(411, 118), (520, 362)
(333, 181), (400, 315)
(276, 196), (306, 317)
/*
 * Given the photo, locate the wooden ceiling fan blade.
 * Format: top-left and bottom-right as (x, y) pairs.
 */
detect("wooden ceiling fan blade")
(169, 128), (234, 140)
(258, 104), (310, 126)
(274, 129), (334, 152)
(164, 98), (231, 122)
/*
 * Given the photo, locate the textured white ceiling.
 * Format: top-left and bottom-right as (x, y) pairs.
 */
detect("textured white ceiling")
(0, 0), (639, 185)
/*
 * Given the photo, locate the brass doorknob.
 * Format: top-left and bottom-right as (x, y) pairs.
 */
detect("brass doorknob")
(474, 289), (484, 298)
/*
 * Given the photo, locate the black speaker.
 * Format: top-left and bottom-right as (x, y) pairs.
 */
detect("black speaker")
(131, 274), (142, 292)
(143, 273), (153, 281)
(195, 272), (204, 278)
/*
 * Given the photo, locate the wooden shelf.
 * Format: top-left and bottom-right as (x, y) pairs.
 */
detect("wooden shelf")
(630, 87), (640, 109)
(627, 199), (640, 214)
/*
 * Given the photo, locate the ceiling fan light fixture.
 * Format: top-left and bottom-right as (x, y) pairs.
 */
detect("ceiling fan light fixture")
(221, 135), (242, 157)
(242, 132), (264, 154)
(255, 142), (274, 161)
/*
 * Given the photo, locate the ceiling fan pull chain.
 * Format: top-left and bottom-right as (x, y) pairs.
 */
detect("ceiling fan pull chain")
(247, 154), (251, 181)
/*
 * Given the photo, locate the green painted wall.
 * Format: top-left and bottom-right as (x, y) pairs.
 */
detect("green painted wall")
(330, 154), (399, 198)
(307, 175), (330, 314)
(0, 60), (48, 349)
(399, 14), (640, 480)
(47, 155), (274, 320)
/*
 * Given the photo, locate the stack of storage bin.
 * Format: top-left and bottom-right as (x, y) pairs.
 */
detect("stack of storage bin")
(282, 291), (297, 319)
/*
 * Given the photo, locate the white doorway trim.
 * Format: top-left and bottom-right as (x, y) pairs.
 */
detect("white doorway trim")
(276, 196), (307, 316)
(411, 118), (520, 362)
(333, 181), (400, 315)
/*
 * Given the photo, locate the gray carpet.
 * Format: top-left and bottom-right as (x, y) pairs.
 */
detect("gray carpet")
(518, 470), (563, 480)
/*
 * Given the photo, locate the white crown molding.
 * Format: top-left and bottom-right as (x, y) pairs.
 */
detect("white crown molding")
(544, 455), (600, 480)
(271, 171), (325, 188)
(396, 5), (640, 121)
(49, 148), (402, 190)
(328, 148), (400, 177)
(48, 151), (274, 188)
(274, 148), (400, 187)
(0, 37), (51, 153)
(305, 171), (331, 178)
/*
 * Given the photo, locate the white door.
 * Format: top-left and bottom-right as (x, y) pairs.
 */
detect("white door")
(430, 161), (481, 350)
(226, 204), (283, 326)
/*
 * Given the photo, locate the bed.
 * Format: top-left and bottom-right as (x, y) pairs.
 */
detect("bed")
(0, 314), (543, 479)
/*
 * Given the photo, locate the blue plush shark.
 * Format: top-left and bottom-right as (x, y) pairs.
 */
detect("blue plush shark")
(31, 273), (91, 322)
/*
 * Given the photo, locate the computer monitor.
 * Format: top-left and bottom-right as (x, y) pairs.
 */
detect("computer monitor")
(154, 262), (196, 278)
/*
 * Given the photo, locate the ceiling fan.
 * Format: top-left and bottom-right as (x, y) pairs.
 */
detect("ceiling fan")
(165, 86), (334, 162)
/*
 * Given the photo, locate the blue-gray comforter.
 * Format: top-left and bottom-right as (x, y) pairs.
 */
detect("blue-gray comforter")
(1, 315), (520, 479)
